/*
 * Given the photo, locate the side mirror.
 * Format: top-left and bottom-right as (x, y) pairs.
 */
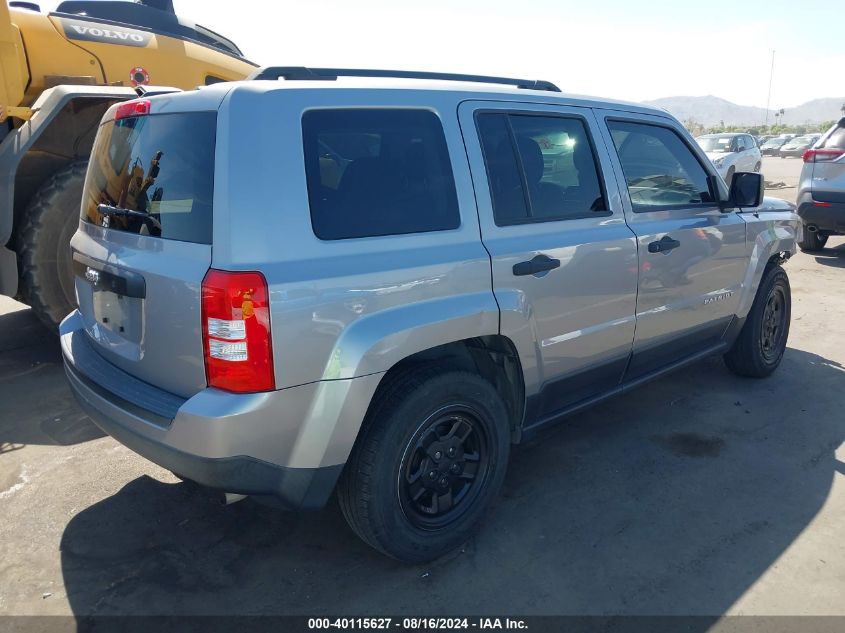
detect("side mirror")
(727, 171), (764, 209)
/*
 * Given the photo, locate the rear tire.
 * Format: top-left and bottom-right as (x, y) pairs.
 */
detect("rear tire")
(338, 367), (511, 563)
(17, 161), (88, 330)
(724, 265), (791, 378)
(798, 226), (827, 252)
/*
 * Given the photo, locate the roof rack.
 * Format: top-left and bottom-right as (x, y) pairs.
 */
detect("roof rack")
(246, 67), (561, 92)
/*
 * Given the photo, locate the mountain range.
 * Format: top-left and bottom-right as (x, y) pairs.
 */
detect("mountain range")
(642, 95), (845, 127)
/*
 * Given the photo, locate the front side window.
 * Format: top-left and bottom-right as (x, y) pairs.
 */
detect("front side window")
(302, 109), (460, 240)
(476, 112), (607, 225)
(608, 120), (714, 211)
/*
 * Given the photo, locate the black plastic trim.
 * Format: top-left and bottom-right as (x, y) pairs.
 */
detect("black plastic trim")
(797, 200), (845, 233)
(521, 341), (728, 441)
(63, 325), (184, 422)
(249, 66), (561, 92)
(67, 363), (341, 509)
(72, 251), (146, 299)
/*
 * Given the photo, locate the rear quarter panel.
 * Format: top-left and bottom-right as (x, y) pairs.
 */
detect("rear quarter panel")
(214, 85), (498, 389)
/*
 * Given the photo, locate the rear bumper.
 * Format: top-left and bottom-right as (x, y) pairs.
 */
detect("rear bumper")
(797, 196), (845, 234)
(61, 311), (382, 509)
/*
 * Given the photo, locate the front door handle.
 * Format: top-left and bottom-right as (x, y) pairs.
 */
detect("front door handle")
(648, 235), (681, 254)
(513, 254), (561, 276)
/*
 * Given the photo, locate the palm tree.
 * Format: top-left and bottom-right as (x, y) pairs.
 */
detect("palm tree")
(841, 102), (845, 116)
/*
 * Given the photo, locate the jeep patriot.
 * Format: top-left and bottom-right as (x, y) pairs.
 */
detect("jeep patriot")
(61, 68), (801, 562)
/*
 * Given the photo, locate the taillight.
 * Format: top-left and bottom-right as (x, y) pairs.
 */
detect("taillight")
(802, 148), (845, 163)
(114, 99), (151, 121)
(201, 269), (274, 393)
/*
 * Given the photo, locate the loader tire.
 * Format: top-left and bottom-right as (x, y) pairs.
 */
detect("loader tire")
(18, 161), (88, 330)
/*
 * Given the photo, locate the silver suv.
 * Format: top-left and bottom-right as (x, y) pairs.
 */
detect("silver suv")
(61, 68), (801, 563)
(796, 117), (845, 251)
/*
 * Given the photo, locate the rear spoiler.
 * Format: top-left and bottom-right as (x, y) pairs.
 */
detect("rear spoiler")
(134, 85), (181, 98)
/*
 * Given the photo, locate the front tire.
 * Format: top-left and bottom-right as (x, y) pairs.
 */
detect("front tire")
(798, 226), (827, 252)
(17, 161), (88, 329)
(338, 367), (511, 563)
(724, 265), (791, 378)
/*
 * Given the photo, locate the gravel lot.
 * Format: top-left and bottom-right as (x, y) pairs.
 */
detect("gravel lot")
(1, 158), (843, 617)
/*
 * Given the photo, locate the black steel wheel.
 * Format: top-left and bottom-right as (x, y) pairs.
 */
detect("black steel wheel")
(759, 285), (787, 363)
(398, 405), (491, 530)
(338, 367), (510, 563)
(725, 265), (791, 377)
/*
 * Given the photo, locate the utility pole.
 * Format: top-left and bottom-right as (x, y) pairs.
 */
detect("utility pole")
(765, 50), (775, 126)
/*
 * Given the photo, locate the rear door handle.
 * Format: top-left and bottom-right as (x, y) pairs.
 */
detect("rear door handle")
(648, 235), (681, 254)
(513, 254), (561, 277)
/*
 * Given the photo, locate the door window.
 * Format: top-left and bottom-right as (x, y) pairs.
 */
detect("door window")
(476, 112), (607, 225)
(607, 120), (715, 211)
(302, 109), (460, 240)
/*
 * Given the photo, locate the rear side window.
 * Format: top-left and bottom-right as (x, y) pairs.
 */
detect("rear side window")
(821, 123), (845, 150)
(608, 120), (715, 211)
(476, 112), (607, 225)
(81, 112), (216, 244)
(302, 109), (460, 240)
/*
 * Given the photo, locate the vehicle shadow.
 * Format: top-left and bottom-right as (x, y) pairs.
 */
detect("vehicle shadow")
(59, 348), (845, 616)
(814, 242), (845, 268)
(0, 305), (104, 448)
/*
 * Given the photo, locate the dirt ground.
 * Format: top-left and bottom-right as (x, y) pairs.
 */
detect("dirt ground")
(1, 158), (843, 616)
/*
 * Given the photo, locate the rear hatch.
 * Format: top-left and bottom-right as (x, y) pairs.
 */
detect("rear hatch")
(71, 103), (216, 398)
(807, 118), (845, 204)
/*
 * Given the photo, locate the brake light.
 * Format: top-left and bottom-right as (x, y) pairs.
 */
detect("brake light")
(802, 148), (845, 163)
(201, 269), (274, 393)
(114, 99), (151, 121)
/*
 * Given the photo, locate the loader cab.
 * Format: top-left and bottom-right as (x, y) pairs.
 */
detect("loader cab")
(53, 0), (246, 57)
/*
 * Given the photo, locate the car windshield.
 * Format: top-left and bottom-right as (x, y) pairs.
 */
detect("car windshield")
(762, 138), (786, 147)
(697, 136), (735, 152)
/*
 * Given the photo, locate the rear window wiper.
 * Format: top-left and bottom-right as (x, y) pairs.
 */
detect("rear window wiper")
(97, 204), (162, 230)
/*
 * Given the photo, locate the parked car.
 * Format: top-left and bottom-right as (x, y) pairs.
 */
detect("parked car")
(778, 134), (821, 158)
(796, 117), (845, 251)
(61, 67), (800, 563)
(761, 137), (789, 156)
(696, 133), (762, 184)
(756, 134), (775, 146)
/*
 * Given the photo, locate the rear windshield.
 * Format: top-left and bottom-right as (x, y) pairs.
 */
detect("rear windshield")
(81, 112), (216, 244)
(697, 136), (736, 152)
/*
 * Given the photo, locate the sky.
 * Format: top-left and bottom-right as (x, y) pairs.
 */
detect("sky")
(44, 0), (842, 108)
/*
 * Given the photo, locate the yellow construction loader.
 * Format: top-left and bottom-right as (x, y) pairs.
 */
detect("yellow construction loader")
(0, 0), (255, 327)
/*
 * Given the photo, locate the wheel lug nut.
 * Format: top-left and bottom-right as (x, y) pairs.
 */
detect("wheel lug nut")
(450, 463), (460, 474)
(439, 477), (449, 488)
(429, 471), (437, 480)
(447, 447), (456, 457)
(434, 451), (442, 460)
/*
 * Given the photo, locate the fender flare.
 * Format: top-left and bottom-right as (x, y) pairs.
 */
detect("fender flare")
(736, 211), (800, 319)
